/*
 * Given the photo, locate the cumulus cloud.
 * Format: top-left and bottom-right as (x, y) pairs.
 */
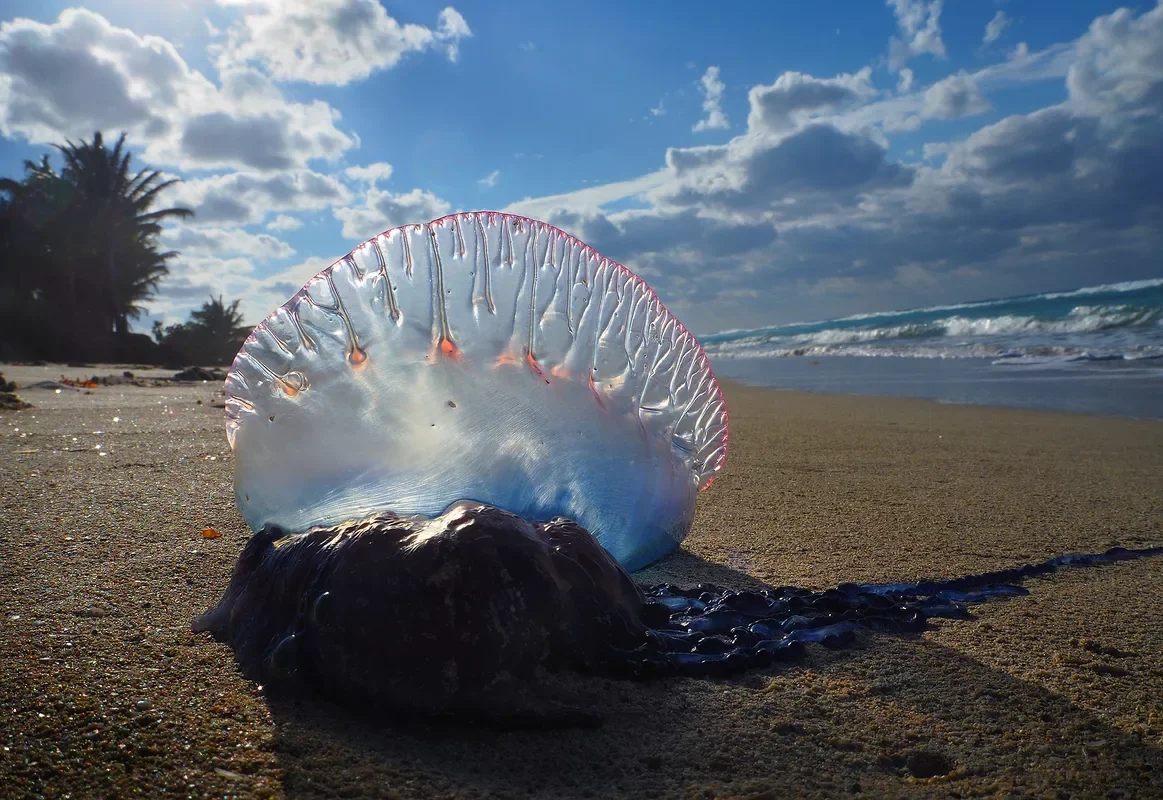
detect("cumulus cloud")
(0, 9), (356, 171)
(255, 256), (336, 306)
(266, 214), (303, 231)
(344, 162), (395, 185)
(692, 66), (729, 132)
(169, 169), (352, 227)
(213, 0), (472, 85)
(333, 186), (451, 240)
(652, 65), (914, 220)
(161, 226), (296, 260)
(7, 1), (1160, 336)
(984, 11), (1012, 45)
(922, 71), (990, 119)
(151, 255), (258, 313)
(747, 67), (876, 133)
(1067, 4), (1163, 117)
(504, 3), (1163, 332)
(656, 124), (912, 216)
(478, 169), (499, 188)
(897, 67), (914, 93)
(887, 0), (946, 70)
(547, 208), (777, 264)
(153, 252), (337, 327)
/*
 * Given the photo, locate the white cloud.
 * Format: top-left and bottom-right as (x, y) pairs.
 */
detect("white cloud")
(8, 1), (1158, 337)
(213, 0), (472, 85)
(887, 0), (946, 70)
(154, 255), (255, 301)
(344, 162), (394, 185)
(747, 67), (876, 133)
(266, 214), (303, 231)
(436, 7), (471, 62)
(169, 169), (352, 227)
(494, 3), (1163, 333)
(153, 253), (334, 327)
(254, 256), (334, 305)
(478, 169), (499, 188)
(922, 71), (990, 119)
(333, 186), (451, 240)
(984, 11), (1013, 45)
(0, 8), (356, 171)
(651, 100), (666, 117)
(1067, 3), (1163, 117)
(503, 170), (670, 219)
(897, 67), (914, 93)
(692, 66), (729, 132)
(161, 226), (296, 259)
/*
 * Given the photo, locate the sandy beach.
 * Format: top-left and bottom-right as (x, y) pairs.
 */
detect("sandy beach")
(1, 362), (1160, 799)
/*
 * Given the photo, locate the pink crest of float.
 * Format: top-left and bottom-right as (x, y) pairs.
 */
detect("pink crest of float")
(224, 212), (728, 571)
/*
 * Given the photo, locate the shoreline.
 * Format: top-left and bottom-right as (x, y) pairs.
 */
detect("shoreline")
(1, 367), (1161, 797)
(709, 354), (1163, 421)
(720, 375), (1163, 425)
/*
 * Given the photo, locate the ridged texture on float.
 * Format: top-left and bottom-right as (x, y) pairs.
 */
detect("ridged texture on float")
(224, 212), (728, 571)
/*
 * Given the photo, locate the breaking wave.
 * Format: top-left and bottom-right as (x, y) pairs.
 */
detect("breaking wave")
(702, 279), (1163, 363)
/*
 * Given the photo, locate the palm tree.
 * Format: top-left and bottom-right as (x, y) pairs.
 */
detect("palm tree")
(0, 156), (82, 354)
(153, 296), (251, 365)
(54, 132), (193, 337)
(189, 295), (250, 352)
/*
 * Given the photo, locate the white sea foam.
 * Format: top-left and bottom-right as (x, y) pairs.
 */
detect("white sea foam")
(1038, 278), (1163, 301)
(702, 278), (1163, 343)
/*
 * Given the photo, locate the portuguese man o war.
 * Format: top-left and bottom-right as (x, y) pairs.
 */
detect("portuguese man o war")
(195, 212), (1163, 726)
(222, 212), (727, 572)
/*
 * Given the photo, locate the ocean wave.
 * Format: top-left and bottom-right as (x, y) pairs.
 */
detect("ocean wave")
(707, 343), (1163, 362)
(1038, 278), (1163, 301)
(702, 277), (1163, 344)
(700, 304), (1161, 355)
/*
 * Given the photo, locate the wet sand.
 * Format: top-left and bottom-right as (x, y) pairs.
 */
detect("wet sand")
(1, 363), (1161, 799)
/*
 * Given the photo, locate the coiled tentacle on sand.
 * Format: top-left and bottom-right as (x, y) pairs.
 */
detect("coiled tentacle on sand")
(195, 503), (1162, 722)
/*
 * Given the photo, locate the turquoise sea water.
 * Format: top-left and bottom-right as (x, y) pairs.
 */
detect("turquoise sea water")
(703, 279), (1163, 419)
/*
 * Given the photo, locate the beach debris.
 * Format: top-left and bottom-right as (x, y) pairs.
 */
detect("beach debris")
(73, 603), (112, 619)
(0, 391), (32, 410)
(60, 375), (99, 389)
(201, 527), (223, 539)
(904, 749), (955, 780)
(174, 366), (227, 382)
(24, 373), (167, 392)
(0, 372), (32, 410)
(213, 768), (246, 781)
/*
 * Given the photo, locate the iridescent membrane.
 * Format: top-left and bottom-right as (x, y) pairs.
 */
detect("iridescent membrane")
(225, 212), (727, 571)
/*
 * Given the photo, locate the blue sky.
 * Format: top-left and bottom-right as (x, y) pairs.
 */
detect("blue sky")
(1, 0), (1161, 335)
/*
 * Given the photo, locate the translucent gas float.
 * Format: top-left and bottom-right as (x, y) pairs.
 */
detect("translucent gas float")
(224, 212), (728, 571)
